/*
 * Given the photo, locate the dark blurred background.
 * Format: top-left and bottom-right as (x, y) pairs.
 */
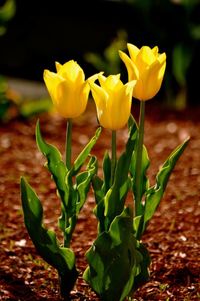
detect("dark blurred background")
(0, 0), (200, 109)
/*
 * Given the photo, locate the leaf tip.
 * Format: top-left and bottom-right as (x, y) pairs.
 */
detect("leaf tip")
(20, 176), (27, 190)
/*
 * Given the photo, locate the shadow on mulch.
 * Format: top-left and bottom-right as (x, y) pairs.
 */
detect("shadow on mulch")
(0, 268), (51, 301)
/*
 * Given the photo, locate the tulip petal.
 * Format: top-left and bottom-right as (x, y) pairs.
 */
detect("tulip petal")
(119, 50), (139, 80)
(90, 81), (108, 110)
(87, 72), (104, 84)
(43, 70), (63, 105)
(127, 43), (139, 61)
(158, 52), (166, 65)
(142, 59), (166, 100)
(76, 68), (85, 86)
(132, 79), (144, 101)
(136, 46), (156, 75)
(55, 81), (72, 117)
(90, 81), (109, 128)
(152, 46), (159, 57)
(59, 60), (84, 83)
(55, 61), (62, 72)
(103, 74), (122, 92)
(98, 73), (107, 88)
(81, 82), (90, 109)
(109, 81), (134, 130)
(56, 80), (85, 118)
(124, 80), (137, 96)
(159, 62), (166, 81)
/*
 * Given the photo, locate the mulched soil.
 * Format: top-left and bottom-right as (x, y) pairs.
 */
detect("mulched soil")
(0, 100), (199, 301)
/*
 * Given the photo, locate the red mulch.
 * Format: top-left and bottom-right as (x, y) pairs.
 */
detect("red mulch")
(0, 101), (199, 300)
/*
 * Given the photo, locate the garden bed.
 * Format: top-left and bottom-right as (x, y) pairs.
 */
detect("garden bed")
(0, 101), (199, 300)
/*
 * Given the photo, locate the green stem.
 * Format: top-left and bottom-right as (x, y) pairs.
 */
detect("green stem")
(66, 119), (72, 169)
(64, 119), (72, 248)
(135, 101), (145, 216)
(111, 130), (117, 185)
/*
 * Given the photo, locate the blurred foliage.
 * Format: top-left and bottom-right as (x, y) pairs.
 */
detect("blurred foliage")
(0, 76), (52, 122)
(128, 0), (200, 109)
(86, 0), (200, 108)
(0, 0), (52, 122)
(0, 76), (10, 119)
(19, 97), (52, 118)
(84, 30), (128, 75)
(0, 0), (16, 35)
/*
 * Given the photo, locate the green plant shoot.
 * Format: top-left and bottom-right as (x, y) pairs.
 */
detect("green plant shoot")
(21, 120), (101, 299)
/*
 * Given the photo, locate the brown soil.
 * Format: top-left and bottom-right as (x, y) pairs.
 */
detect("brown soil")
(0, 100), (199, 301)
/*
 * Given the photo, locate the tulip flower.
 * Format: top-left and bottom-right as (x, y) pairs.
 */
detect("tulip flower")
(119, 44), (166, 101)
(90, 73), (136, 184)
(90, 74), (136, 131)
(119, 43), (166, 217)
(43, 60), (90, 118)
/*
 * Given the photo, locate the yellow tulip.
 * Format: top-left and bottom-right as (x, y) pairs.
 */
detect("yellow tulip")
(119, 43), (166, 101)
(43, 60), (90, 118)
(90, 74), (136, 130)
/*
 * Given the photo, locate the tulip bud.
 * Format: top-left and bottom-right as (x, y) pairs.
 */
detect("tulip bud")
(119, 44), (166, 101)
(44, 60), (90, 118)
(90, 74), (136, 130)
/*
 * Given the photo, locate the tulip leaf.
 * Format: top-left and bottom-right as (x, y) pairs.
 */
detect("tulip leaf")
(20, 177), (78, 297)
(133, 215), (144, 240)
(83, 209), (142, 301)
(36, 120), (64, 168)
(91, 152), (111, 233)
(132, 241), (150, 292)
(128, 114), (138, 130)
(92, 174), (104, 204)
(102, 151), (111, 194)
(92, 117), (137, 232)
(72, 127), (101, 175)
(36, 120), (70, 211)
(76, 155), (97, 213)
(103, 118), (137, 229)
(130, 145), (150, 195)
(143, 138), (190, 234)
(36, 120), (100, 244)
(61, 155), (98, 244)
(58, 203), (66, 233)
(104, 176), (130, 231)
(130, 144), (150, 215)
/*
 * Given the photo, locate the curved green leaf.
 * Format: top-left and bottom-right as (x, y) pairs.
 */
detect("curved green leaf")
(20, 177), (78, 296)
(83, 209), (142, 301)
(36, 120), (69, 211)
(103, 119), (137, 229)
(92, 174), (104, 204)
(143, 137), (190, 233)
(133, 215), (144, 240)
(128, 114), (138, 131)
(102, 151), (111, 194)
(76, 155), (97, 213)
(92, 152), (111, 231)
(130, 144), (150, 215)
(132, 241), (150, 292)
(72, 127), (101, 175)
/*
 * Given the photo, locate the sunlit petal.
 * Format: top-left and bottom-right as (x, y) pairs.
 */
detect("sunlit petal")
(120, 43), (166, 101)
(127, 43), (140, 61)
(43, 60), (90, 118)
(119, 50), (139, 80)
(55, 61), (62, 72)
